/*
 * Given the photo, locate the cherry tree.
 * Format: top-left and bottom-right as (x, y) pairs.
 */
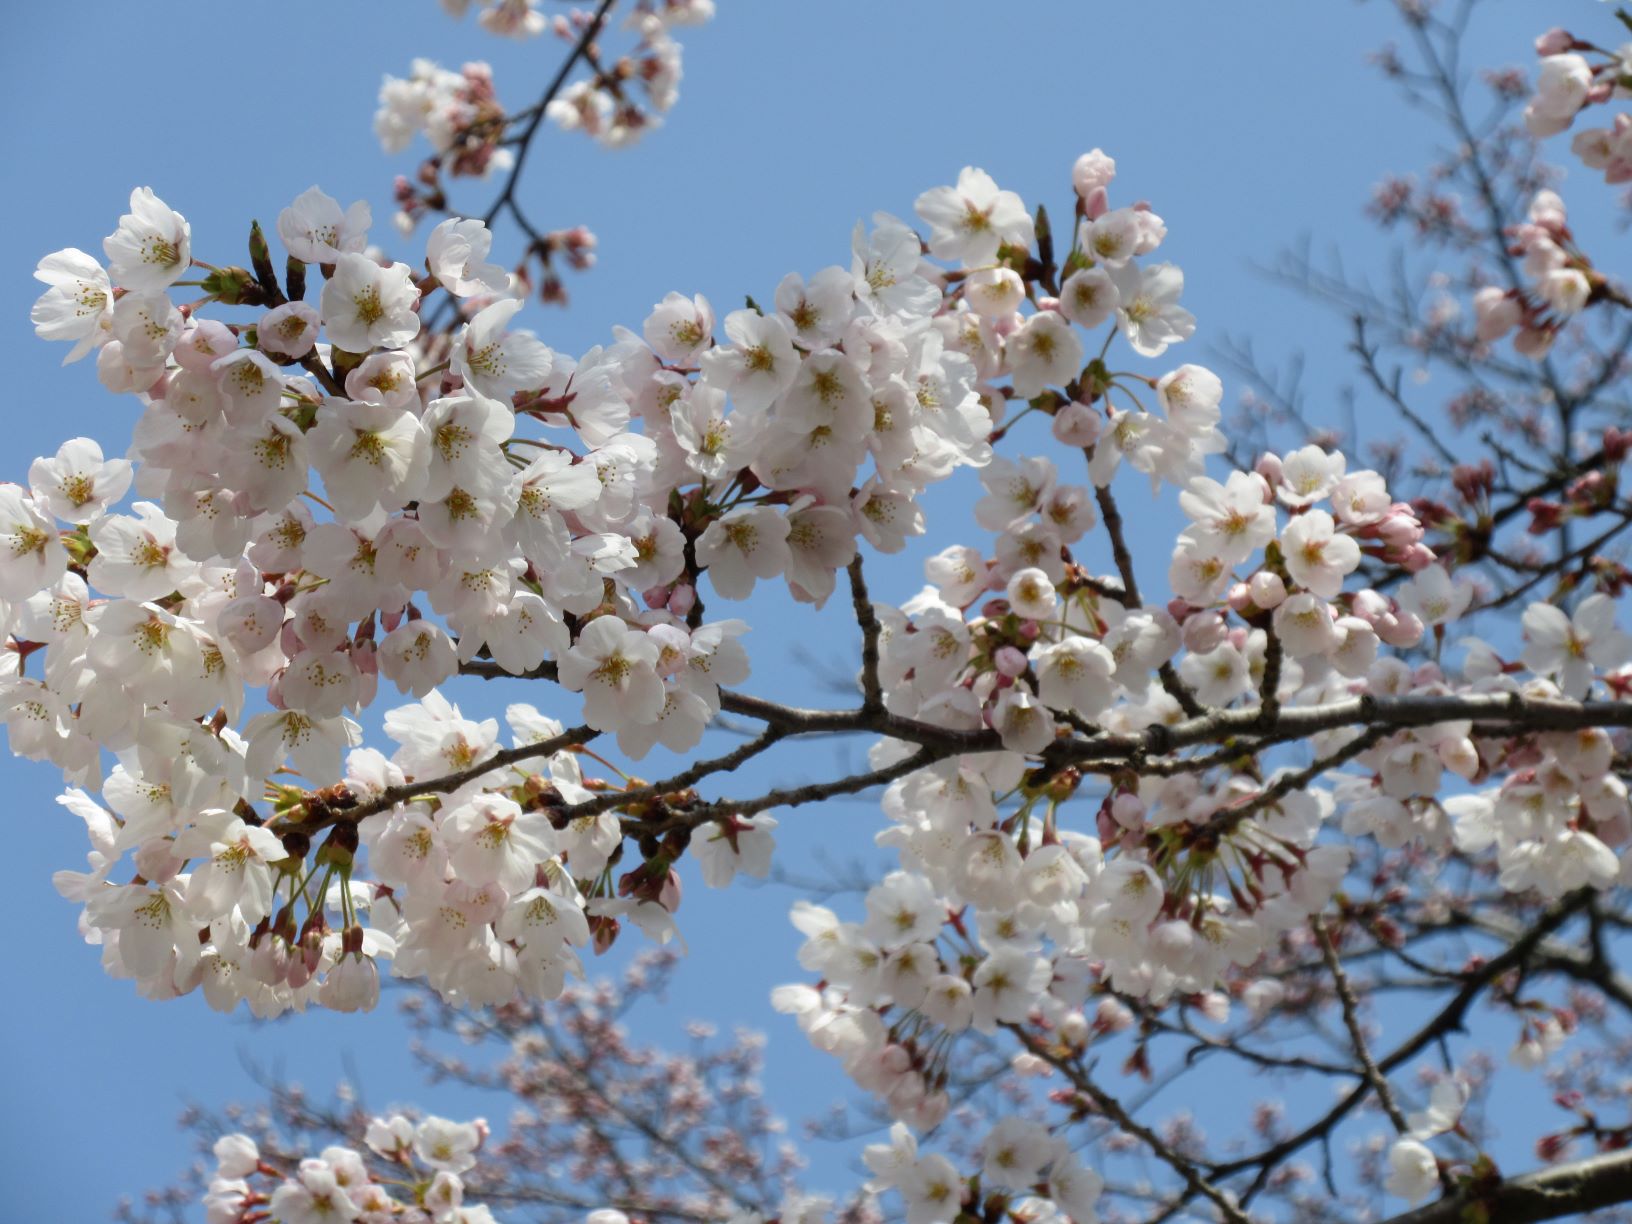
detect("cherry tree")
(19, 1), (1632, 1221)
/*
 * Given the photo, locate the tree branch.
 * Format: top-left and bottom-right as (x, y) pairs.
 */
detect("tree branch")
(847, 555), (884, 713)
(275, 724), (598, 833)
(1093, 482), (1205, 718)
(1012, 1027), (1251, 1224)
(1312, 915), (1417, 1142)
(1379, 1148), (1632, 1224)
(1210, 891), (1594, 1184)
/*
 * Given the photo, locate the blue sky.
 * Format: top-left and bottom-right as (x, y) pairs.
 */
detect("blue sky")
(0, 2), (1616, 1220)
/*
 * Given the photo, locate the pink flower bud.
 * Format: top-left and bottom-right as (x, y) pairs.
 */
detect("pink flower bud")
(1095, 997), (1135, 1034)
(1249, 571), (1287, 610)
(888, 1070), (928, 1110)
(1527, 499), (1565, 534)
(1111, 792), (1146, 831)
(1096, 802), (1120, 843)
(658, 867), (683, 913)
(1073, 148), (1117, 197)
(1255, 451), (1283, 486)
(643, 585), (670, 609)
(1571, 470), (1608, 503)
(667, 583), (696, 616)
(1514, 324), (1556, 361)
(1052, 400), (1103, 447)
(1411, 661), (1445, 688)
(1182, 611), (1227, 653)
(1059, 1011), (1090, 1048)
(1377, 509), (1424, 549)
(1036, 295), (1061, 312)
(1400, 543), (1436, 573)
(1604, 427), (1632, 463)
(909, 1091), (950, 1131)
(1535, 28), (1575, 56)
(1474, 285), (1523, 342)
(993, 645), (1029, 677)
(1439, 736), (1480, 780)
(1378, 609), (1424, 648)
(1351, 588), (1389, 623)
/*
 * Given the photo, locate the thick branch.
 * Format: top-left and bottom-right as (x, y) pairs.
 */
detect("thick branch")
(275, 724), (597, 833)
(627, 746), (941, 836)
(447, 660), (1632, 834)
(557, 726), (788, 823)
(1071, 693), (1632, 769)
(1379, 1148), (1632, 1224)
(461, 650), (1632, 766)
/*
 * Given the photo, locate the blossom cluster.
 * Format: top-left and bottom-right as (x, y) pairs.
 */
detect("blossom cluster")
(378, 0), (712, 251)
(863, 1121), (1102, 1224)
(23, 6), (1632, 1223)
(1477, 24), (1632, 356)
(1472, 188), (1602, 357)
(380, 0), (712, 184)
(23, 124), (1632, 1056)
(203, 1116), (499, 1223)
(545, 0), (714, 148)
(17, 160), (1027, 1017)
(1525, 26), (1629, 151)
(377, 59), (513, 181)
(770, 436), (1632, 1150)
(438, 0), (552, 41)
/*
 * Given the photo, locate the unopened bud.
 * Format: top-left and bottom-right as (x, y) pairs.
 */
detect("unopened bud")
(1248, 571), (1287, 610)
(1534, 28), (1575, 56)
(1052, 400), (1103, 446)
(993, 645), (1029, 678)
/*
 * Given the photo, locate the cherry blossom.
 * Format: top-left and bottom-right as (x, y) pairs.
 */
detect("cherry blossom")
(102, 187), (191, 292)
(318, 253), (422, 353)
(277, 186), (372, 264)
(17, 11), (1632, 1222)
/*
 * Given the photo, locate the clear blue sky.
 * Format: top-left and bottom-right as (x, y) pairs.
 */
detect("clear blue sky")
(0, 2), (1610, 1219)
